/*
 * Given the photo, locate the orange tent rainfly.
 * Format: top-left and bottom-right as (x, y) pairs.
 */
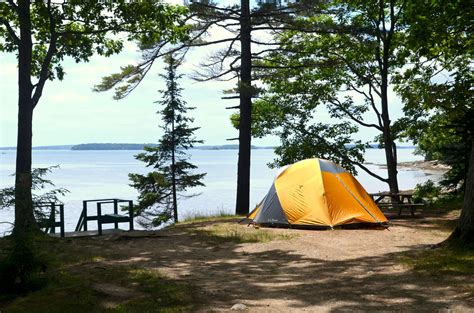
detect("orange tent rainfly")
(247, 158), (388, 228)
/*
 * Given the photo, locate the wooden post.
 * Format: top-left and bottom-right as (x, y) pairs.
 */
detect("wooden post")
(113, 199), (118, 229)
(83, 201), (88, 231)
(129, 200), (134, 231)
(97, 203), (102, 236)
(50, 202), (55, 234)
(59, 204), (65, 238)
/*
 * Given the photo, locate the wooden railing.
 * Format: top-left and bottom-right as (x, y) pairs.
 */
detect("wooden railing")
(75, 198), (134, 235)
(36, 202), (65, 237)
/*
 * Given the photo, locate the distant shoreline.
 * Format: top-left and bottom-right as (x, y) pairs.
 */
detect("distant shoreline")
(0, 143), (416, 151)
(374, 160), (450, 173)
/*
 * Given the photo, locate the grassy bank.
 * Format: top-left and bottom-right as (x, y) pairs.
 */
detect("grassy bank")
(1, 210), (471, 312)
(0, 235), (201, 313)
(0, 216), (298, 312)
(402, 240), (474, 276)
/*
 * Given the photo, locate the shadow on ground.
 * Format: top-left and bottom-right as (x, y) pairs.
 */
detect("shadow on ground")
(71, 212), (473, 312)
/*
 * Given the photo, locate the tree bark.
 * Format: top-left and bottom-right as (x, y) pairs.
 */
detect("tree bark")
(380, 25), (399, 195)
(13, 0), (39, 236)
(380, 98), (399, 194)
(449, 143), (474, 243)
(171, 64), (178, 223)
(235, 0), (252, 215)
(171, 139), (178, 222)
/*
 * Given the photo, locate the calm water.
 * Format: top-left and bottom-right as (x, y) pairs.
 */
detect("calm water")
(0, 148), (439, 234)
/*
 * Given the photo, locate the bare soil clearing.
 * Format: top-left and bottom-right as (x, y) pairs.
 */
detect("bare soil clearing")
(77, 211), (473, 312)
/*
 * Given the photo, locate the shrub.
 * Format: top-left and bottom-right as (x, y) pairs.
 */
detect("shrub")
(413, 179), (442, 203)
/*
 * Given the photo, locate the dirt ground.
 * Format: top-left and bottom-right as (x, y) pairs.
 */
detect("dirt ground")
(83, 211), (473, 312)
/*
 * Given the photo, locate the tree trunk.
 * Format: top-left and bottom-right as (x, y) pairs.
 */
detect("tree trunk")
(382, 123), (399, 194)
(171, 106), (178, 223)
(449, 143), (474, 243)
(380, 90), (399, 193)
(170, 58), (178, 223)
(13, 0), (39, 236)
(380, 35), (399, 194)
(235, 0), (252, 215)
(171, 152), (178, 223)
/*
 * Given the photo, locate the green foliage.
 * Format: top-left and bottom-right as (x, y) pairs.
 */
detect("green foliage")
(395, 70), (472, 189)
(0, 1), (188, 83)
(413, 180), (441, 203)
(92, 6), (191, 99)
(1, 0), (190, 237)
(189, 223), (298, 244)
(240, 0), (407, 180)
(0, 166), (69, 228)
(0, 167), (67, 294)
(112, 269), (197, 313)
(402, 240), (474, 276)
(428, 193), (464, 212)
(181, 212), (237, 223)
(0, 238), (201, 312)
(394, 0), (473, 189)
(130, 56), (205, 227)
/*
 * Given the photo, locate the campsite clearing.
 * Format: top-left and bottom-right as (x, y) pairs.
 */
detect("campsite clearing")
(1, 210), (473, 312)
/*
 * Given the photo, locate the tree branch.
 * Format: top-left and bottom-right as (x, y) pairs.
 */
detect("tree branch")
(328, 51), (382, 97)
(0, 17), (20, 44)
(192, 2), (241, 16)
(354, 161), (389, 182)
(368, 84), (383, 128)
(6, 0), (19, 13)
(328, 98), (383, 131)
(32, 0), (57, 109)
(250, 39), (280, 46)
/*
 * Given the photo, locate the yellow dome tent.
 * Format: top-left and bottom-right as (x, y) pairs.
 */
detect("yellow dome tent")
(247, 158), (388, 228)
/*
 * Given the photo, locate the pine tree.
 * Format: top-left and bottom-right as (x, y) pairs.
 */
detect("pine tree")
(129, 55), (205, 227)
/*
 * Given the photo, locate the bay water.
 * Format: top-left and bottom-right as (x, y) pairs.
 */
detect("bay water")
(0, 148), (440, 235)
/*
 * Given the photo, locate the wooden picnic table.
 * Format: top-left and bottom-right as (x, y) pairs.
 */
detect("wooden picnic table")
(369, 191), (424, 216)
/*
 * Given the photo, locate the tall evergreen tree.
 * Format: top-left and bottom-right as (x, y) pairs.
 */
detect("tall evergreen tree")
(96, 0), (326, 215)
(129, 56), (205, 227)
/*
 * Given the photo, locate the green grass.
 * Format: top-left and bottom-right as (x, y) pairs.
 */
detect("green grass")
(180, 211), (239, 223)
(400, 194), (472, 278)
(401, 240), (474, 276)
(424, 193), (464, 211)
(3, 273), (101, 313)
(112, 269), (196, 313)
(190, 223), (298, 244)
(0, 237), (202, 313)
(3, 267), (198, 313)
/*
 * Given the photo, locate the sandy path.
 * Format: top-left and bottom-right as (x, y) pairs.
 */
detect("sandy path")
(91, 211), (473, 312)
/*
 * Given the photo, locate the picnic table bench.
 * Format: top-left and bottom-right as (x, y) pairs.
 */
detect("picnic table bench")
(75, 198), (134, 235)
(369, 191), (424, 217)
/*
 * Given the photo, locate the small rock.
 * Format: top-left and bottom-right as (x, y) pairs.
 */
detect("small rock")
(231, 303), (248, 311)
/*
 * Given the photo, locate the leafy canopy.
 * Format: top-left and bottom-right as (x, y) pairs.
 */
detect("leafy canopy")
(237, 0), (408, 181)
(393, 0), (473, 189)
(0, 0), (189, 82)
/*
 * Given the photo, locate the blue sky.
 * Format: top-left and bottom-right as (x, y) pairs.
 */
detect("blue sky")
(0, 0), (407, 148)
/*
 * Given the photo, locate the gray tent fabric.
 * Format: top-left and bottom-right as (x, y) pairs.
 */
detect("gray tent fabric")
(254, 183), (289, 225)
(319, 159), (345, 174)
